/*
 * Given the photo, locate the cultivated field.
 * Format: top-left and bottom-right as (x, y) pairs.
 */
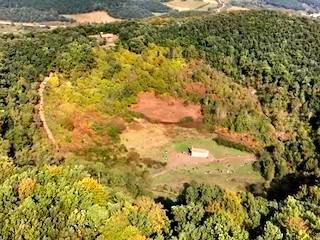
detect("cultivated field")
(63, 11), (120, 24)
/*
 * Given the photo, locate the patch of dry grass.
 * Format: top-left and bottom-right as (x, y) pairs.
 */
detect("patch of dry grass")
(63, 11), (120, 24)
(121, 120), (171, 160)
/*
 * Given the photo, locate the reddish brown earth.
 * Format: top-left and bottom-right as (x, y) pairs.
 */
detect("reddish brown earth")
(130, 92), (202, 123)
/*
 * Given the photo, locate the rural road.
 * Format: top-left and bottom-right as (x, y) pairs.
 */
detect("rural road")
(0, 20), (62, 29)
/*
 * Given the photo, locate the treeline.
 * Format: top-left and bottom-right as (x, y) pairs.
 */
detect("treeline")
(0, 162), (318, 239)
(0, 0), (170, 21)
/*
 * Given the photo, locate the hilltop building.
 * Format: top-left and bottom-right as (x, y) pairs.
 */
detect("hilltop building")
(190, 147), (209, 158)
(92, 32), (119, 48)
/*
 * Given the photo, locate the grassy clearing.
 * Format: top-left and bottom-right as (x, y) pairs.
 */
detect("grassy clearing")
(121, 120), (261, 196)
(121, 120), (172, 160)
(152, 160), (263, 196)
(172, 138), (250, 158)
(43, 44), (264, 196)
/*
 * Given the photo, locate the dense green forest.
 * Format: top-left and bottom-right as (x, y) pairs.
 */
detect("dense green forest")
(0, 10), (319, 239)
(0, 0), (170, 22)
(0, 7), (70, 22)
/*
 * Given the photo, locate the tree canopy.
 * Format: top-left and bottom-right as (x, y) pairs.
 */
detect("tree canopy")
(0, 10), (319, 239)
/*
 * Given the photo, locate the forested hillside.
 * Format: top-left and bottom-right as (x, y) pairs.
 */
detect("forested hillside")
(232, 0), (320, 13)
(0, 10), (319, 239)
(0, 0), (170, 22)
(110, 10), (320, 180)
(0, 7), (69, 22)
(264, 0), (306, 10)
(265, 0), (320, 10)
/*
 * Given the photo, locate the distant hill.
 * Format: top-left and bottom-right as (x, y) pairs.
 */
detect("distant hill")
(0, 0), (170, 22)
(264, 0), (320, 11)
(232, 0), (320, 13)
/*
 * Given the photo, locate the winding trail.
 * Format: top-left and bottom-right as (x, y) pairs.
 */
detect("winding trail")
(216, 0), (225, 13)
(37, 36), (118, 153)
(38, 74), (59, 151)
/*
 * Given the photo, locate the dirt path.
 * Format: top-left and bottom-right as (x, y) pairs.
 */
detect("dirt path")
(152, 153), (256, 177)
(38, 74), (59, 151)
(0, 20), (62, 29)
(216, 0), (225, 12)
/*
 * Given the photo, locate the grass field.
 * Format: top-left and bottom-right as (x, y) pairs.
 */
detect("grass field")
(172, 138), (250, 158)
(121, 120), (172, 160)
(120, 119), (261, 197)
(151, 159), (263, 197)
(121, 120), (252, 163)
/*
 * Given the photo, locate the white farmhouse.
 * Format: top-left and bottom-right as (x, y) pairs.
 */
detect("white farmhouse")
(190, 147), (209, 158)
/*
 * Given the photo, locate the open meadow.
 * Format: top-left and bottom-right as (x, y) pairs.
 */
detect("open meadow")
(151, 160), (263, 197)
(120, 119), (261, 196)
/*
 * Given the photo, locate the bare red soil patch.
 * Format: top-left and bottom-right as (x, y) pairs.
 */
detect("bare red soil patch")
(130, 92), (202, 123)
